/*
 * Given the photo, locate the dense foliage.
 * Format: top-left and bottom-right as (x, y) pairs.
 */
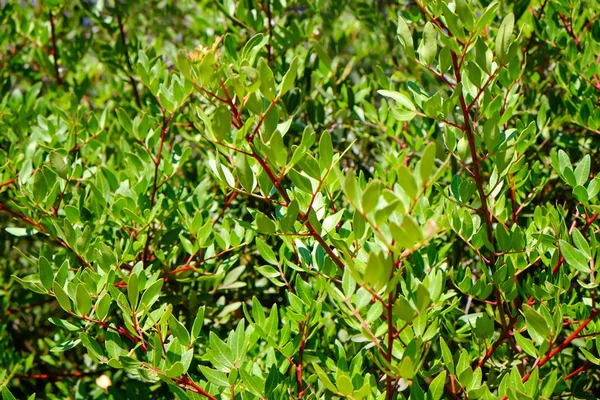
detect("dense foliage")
(2, 0), (600, 399)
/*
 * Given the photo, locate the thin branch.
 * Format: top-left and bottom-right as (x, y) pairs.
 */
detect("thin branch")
(116, 14), (142, 108)
(48, 10), (62, 86)
(558, 12), (582, 51)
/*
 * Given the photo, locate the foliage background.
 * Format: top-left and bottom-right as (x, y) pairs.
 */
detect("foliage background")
(1, 0), (600, 399)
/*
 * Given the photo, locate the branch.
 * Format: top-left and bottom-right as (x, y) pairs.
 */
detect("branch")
(451, 52), (495, 263)
(48, 10), (62, 86)
(558, 12), (582, 51)
(497, 308), (600, 400)
(116, 14), (142, 108)
(142, 106), (175, 262)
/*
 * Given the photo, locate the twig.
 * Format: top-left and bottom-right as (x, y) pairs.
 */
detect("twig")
(49, 11), (62, 86)
(116, 14), (142, 108)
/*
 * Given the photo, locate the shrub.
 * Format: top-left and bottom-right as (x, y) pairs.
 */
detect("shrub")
(2, 0), (600, 399)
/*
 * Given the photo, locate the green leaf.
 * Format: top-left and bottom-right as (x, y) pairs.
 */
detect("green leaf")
(50, 338), (81, 353)
(76, 283), (92, 316)
(455, 0), (474, 30)
(170, 316), (191, 347)
(575, 155), (591, 185)
(415, 284), (431, 312)
(278, 56), (298, 96)
(573, 185), (589, 203)
(522, 304), (551, 339)
(64, 205), (80, 223)
(258, 58), (276, 101)
(343, 173), (361, 209)
(580, 348), (600, 365)
(179, 234), (195, 255)
(397, 15), (415, 59)
(394, 296), (416, 321)
(128, 273), (139, 310)
(513, 331), (538, 357)
(256, 212), (276, 235)
(139, 279), (163, 311)
(209, 331), (235, 369)
(541, 370), (558, 398)
(49, 152), (68, 179)
(53, 281), (71, 312)
(362, 180), (381, 214)
(280, 200), (298, 233)
(418, 22), (437, 66)
(252, 296), (266, 325)
(166, 361), (184, 378)
(399, 356), (415, 379)
(559, 239), (590, 273)
(2, 387), (17, 400)
(398, 166), (418, 198)
(38, 256), (53, 291)
(420, 142), (437, 184)
(572, 229), (591, 258)
(313, 364), (337, 392)
(378, 90), (415, 111)
(199, 366), (229, 387)
(440, 337), (454, 373)
(336, 373), (354, 395)
(5, 227), (36, 237)
(429, 370), (447, 400)
(80, 332), (104, 361)
(95, 292), (111, 320)
(116, 108), (133, 134)
(496, 14), (514, 64)
(319, 131), (334, 172)
(191, 306), (205, 339)
(237, 154), (255, 193)
(213, 106), (232, 140)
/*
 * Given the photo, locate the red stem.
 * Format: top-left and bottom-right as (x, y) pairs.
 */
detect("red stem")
(172, 375), (218, 400)
(296, 322), (306, 398)
(451, 52), (495, 257)
(476, 316), (517, 369)
(0, 178), (14, 188)
(558, 12), (582, 51)
(142, 107), (175, 262)
(13, 370), (107, 380)
(498, 309), (600, 400)
(49, 10), (62, 86)
(116, 14), (142, 108)
(385, 292), (394, 400)
(564, 362), (591, 380)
